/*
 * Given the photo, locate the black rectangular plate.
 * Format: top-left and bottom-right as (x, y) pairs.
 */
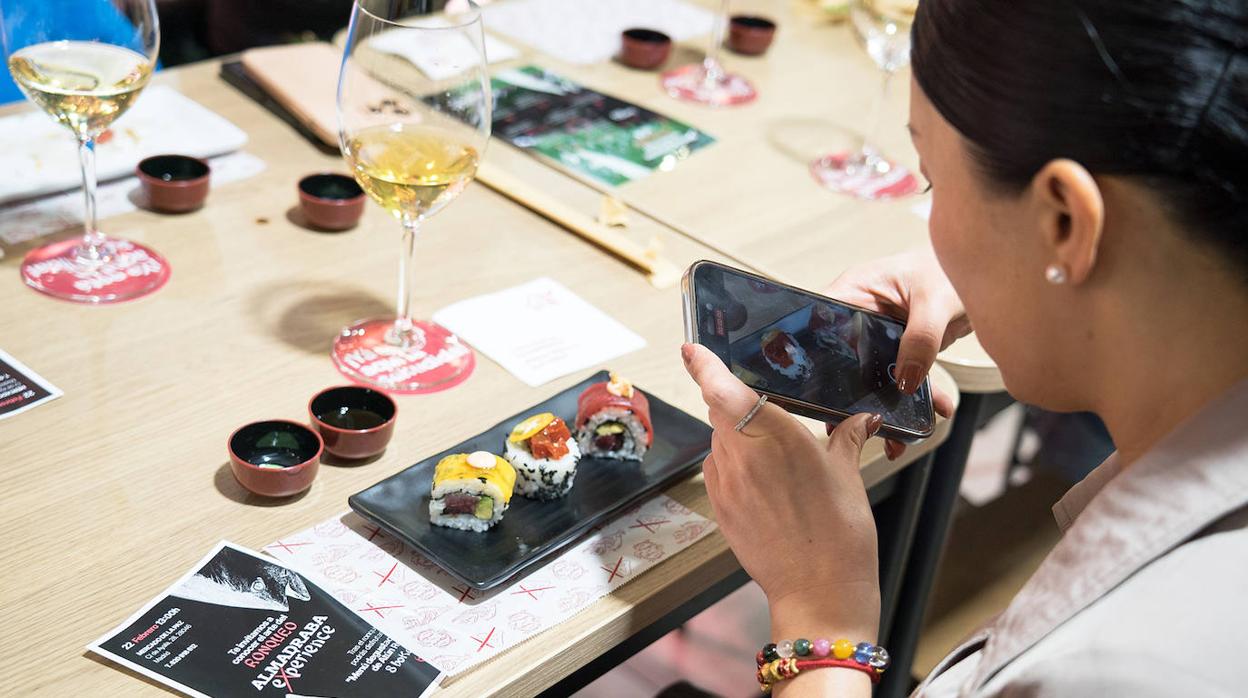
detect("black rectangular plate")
(348, 371), (712, 590)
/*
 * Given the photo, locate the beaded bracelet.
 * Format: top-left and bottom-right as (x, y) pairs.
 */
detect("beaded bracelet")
(754, 638), (889, 692)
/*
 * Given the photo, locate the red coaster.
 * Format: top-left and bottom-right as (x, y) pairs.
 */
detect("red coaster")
(661, 64), (757, 107)
(810, 152), (920, 200)
(332, 319), (475, 395)
(21, 237), (170, 304)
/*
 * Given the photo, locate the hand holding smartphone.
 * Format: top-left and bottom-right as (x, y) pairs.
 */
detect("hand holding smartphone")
(681, 261), (935, 443)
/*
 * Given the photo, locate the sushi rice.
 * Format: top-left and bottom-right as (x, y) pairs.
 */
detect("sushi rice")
(505, 437), (581, 500)
(429, 494), (503, 532)
(576, 408), (649, 461)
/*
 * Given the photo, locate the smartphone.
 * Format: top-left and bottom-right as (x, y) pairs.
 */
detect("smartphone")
(681, 260), (935, 443)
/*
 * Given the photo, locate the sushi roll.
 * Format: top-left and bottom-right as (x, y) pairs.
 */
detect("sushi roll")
(429, 451), (516, 532)
(575, 373), (653, 461)
(761, 329), (813, 381)
(808, 303), (843, 349)
(808, 303), (861, 358)
(504, 413), (581, 500)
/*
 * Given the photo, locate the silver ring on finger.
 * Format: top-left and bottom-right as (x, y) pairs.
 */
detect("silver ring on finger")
(733, 394), (768, 432)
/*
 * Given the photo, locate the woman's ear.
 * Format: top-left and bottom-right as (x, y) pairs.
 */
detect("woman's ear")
(1030, 159), (1105, 285)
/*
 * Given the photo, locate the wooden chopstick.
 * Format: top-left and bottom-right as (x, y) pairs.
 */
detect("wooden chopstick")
(477, 161), (682, 289)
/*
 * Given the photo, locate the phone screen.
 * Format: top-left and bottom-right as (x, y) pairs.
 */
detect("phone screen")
(690, 263), (933, 435)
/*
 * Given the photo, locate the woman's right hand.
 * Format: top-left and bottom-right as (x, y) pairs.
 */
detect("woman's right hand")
(825, 245), (970, 456)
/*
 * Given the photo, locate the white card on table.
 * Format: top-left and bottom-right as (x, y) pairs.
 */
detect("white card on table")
(433, 276), (646, 387)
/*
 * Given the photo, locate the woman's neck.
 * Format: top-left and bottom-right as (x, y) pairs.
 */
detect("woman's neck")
(1091, 257), (1248, 468)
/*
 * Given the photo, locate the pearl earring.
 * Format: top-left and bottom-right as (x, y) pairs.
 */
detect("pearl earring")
(1045, 264), (1068, 285)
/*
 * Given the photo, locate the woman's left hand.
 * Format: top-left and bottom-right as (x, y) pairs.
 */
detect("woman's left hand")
(682, 343), (883, 643)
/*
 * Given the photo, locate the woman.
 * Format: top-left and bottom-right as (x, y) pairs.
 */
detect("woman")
(682, 0), (1247, 695)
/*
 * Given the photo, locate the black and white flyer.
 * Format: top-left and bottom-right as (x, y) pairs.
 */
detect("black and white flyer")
(88, 542), (442, 697)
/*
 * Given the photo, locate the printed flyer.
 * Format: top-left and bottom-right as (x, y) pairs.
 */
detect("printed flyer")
(482, 65), (715, 187)
(0, 348), (62, 421)
(89, 542), (441, 698)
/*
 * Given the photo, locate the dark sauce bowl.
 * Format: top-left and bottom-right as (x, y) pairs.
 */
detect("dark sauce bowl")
(228, 419), (322, 497)
(309, 385), (397, 460)
(619, 28), (673, 70)
(727, 15), (777, 56)
(137, 154), (211, 213)
(298, 173), (366, 231)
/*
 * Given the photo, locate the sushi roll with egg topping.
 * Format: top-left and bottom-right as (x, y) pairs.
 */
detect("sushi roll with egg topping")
(429, 451), (516, 532)
(504, 413), (582, 500)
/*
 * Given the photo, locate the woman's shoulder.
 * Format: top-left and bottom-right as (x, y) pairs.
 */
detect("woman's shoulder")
(1079, 513), (1247, 639)
(981, 517), (1248, 696)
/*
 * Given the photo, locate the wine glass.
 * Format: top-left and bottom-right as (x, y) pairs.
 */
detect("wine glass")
(1, 0), (169, 303)
(810, 0), (919, 200)
(332, 0), (491, 393)
(661, 0), (756, 107)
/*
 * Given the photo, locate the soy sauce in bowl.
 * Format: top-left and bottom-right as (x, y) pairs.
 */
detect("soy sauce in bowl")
(231, 422), (322, 469)
(250, 430), (313, 468)
(309, 386), (398, 460)
(227, 420), (323, 497)
(317, 406), (388, 430)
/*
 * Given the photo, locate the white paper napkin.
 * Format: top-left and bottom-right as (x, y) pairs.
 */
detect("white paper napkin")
(433, 277), (647, 387)
(483, 0), (715, 65)
(269, 495), (716, 675)
(367, 19), (519, 81)
(0, 86), (248, 205)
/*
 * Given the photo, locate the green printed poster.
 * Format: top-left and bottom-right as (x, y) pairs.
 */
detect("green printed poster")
(487, 66), (715, 186)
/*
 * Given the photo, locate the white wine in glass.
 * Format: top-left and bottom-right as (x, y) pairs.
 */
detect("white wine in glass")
(2, 1), (169, 303)
(332, 0), (491, 393)
(811, 0), (920, 200)
(9, 42), (151, 137)
(343, 123), (479, 220)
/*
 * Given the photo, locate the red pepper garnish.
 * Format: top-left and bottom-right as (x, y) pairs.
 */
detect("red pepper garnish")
(529, 417), (571, 459)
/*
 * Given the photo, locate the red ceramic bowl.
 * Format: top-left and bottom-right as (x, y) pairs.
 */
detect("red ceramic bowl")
(620, 28), (673, 70)
(727, 15), (777, 56)
(298, 173), (366, 231)
(309, 386), (397, 460)
(228, 419), (322, 497)
(137, 154), (211, 213)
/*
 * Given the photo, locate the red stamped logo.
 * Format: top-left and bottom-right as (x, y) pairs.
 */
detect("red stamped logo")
(810, 152), (920, 201)
(21, 238), (170, 303)
(332, 320), (475, 395)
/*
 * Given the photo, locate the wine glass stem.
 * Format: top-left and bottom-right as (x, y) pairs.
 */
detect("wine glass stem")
(860, 68), (895, 164)
(703, 0), (730, 82)
(77, 137), (107, 261)
(393, 217), (421, 348)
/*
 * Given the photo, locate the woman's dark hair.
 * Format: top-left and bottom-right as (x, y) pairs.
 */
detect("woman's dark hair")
(911, 0), (1247, 275)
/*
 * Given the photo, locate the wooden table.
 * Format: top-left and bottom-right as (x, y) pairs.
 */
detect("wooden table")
(0, 56), (957, 696)
(469, 0), (1003, 395)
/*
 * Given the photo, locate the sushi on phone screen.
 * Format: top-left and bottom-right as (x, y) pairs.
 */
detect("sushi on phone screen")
(718, 274), (928, 428)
